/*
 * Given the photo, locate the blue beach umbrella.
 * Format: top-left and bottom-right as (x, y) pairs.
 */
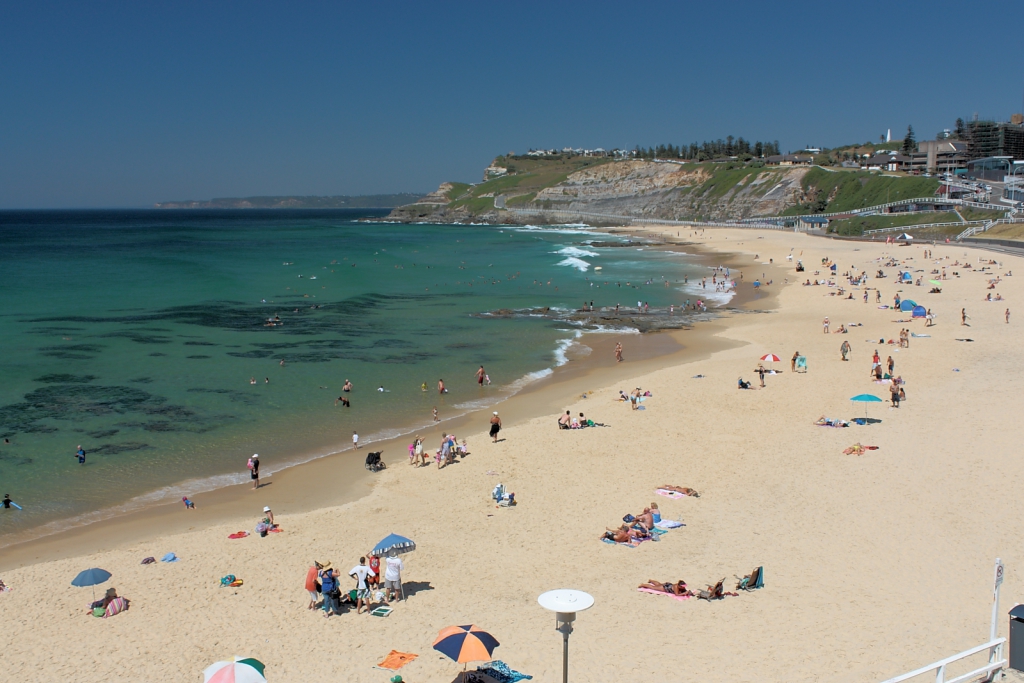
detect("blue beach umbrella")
(372, 533), (416, 557)
(72, 567), (112, 601)
(850, 393), (884, 420)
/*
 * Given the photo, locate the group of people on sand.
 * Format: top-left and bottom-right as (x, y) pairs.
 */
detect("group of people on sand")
(409, 433), (469, 468)
(618, 387), (651, 409)
(600, 502), (663, 543)
(309, 550), (404, 619)
(557, 410), (594, 429)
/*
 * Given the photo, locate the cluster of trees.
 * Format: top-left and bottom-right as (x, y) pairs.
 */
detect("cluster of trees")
(633, 137), (781, 161)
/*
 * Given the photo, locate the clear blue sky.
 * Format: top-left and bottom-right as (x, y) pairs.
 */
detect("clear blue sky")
(2, 1), (1022, 208)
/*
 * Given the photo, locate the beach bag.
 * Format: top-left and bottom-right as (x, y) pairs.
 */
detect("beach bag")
(622, 514), (635, 523)
(220, 574), (236, 587)
(246, 458), (254, 470)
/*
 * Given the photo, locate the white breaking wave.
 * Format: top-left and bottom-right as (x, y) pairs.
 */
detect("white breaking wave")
(678, 283), (736, 305)
(509, 224), (604, 236)
(556, 256), (591, 272)
(555, 245), (600, 258)
(553, 330), (584, 366)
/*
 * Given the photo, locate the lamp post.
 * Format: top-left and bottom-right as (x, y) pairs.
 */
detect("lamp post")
(538, 589), (594, 683)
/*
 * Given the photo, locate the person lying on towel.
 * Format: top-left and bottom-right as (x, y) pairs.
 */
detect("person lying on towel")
(639, 580), (692, 596)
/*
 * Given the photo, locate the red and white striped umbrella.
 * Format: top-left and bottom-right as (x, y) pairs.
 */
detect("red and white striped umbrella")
(203, 658), (266, 683)
(760, 353), (781, 363)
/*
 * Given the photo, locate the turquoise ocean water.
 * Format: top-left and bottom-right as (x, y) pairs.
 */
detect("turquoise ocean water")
(0, 210), (724, 542)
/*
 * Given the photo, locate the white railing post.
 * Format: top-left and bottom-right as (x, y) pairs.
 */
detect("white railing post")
(934, 663), (944, 683)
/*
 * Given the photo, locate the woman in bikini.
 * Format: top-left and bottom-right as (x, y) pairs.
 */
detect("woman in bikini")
(638, 580), (691, 596)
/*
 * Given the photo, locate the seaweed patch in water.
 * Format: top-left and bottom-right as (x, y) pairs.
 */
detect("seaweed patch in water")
(100, 331), (173, 344)
(38, 343), (104, 360)
(87, 429), (120, 438)
(34, 374), (98, 384)
(183, 341), (217, 346)
(0, 383), (204, 435)
(186, 355), (212, 359)
(90, 442), (152, 455)
(129, 377), (154, 384)
(148, 353), (167, 357)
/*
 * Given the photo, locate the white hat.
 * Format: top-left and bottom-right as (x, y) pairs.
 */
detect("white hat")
(263, 506), (271, 512)
(252, 453), (259, 459)
(493, 411), (498, 415)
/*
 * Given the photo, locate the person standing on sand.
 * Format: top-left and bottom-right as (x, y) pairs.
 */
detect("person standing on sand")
(791, 352), (799, 372)
(349, 557), (375, 615)
(823, 317), (829, 334)
(248, 454), (260, 490)
(320, 562), (340, 618)
(1006, 308), (1011, 324)
(962, 308), (969, 326)
(887, 356), (895, 376)
(352, 431), (359, 449)
(476, 366), (485, 386)
(305, 560), (323, 610)
(614, 342), (623, 363)
(840, 340), (851, 362)
(384, 549), (404, 602)
(489, 411), (502, 442)
(757, 365), (766, 388)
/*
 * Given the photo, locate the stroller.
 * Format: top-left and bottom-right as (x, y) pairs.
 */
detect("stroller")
(364, 451), (386, 472)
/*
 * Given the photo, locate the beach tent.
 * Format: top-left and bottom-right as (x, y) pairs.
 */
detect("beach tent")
(899, 299), (918, 312)
(901, 272), (913, 282)
(912, 305), (927, 318)
(897, 233), (914, 241)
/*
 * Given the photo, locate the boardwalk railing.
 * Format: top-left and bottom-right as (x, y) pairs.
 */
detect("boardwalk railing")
(864, 220), (987, 236)
(957, 217), (1024, 241)
(506, 207), (788, 230)
(878, 638), (1005, 683)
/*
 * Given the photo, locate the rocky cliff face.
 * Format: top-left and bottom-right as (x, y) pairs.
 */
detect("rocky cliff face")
(385, 160), (811, 224)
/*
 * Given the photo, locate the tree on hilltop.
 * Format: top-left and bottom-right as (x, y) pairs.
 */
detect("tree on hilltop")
(902, 125), (917, 154)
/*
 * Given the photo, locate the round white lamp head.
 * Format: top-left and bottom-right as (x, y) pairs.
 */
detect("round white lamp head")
(538, 589), (594, 620)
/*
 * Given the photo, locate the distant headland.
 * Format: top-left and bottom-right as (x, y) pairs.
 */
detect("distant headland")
(154, 194), (423, 210)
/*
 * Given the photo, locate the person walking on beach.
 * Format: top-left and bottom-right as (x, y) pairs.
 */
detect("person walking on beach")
(876, 290), (881, 303)
(476, 366), (485, 386)
(75, 444), (86, 465)
(840, 340), (851, 362)
(349, 557), (375, 615)
(962, 308), (969, 326)
(352, 431), (359, 449)
(822, 317), (829, 334)
(489, 411), (502, 443)
(1006, 308), (1011, 324)
(248, 454), (260, 489)
(614, 342), (623, 363)
(757, 365), (766, 388)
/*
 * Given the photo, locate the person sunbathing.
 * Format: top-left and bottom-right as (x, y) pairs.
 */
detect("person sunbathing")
(657, 485), (700, 497)
(639, 580), (691, 596)
(601, 527), (632, 543)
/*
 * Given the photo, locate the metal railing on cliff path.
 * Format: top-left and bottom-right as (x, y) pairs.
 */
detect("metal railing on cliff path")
(505, 207), (788, 230)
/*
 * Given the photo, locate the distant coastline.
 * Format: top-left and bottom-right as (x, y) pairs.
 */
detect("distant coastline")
(154, 193), (423, 209)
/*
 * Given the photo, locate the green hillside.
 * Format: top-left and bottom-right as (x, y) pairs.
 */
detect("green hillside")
(784, 168), (940, 215)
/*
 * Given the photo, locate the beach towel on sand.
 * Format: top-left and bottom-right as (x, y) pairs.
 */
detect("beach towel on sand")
(228, 531), (249, 539)
(638, 587), (692, 601)
(376, 651), (418, 671)
(655, 520), (685, 529)
(602, 537), (639, 548)
(656, 489), (685, 499)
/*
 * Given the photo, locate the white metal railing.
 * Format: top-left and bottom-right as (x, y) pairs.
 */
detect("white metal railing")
(957, 217), (1024, 241)
(878, 637), (1005, 683)
(506, 207), (788, 230)
(864, 220), (986, 236)
(738, 197), (964, 223)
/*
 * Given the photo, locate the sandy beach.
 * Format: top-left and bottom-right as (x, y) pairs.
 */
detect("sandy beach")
(3, 228), (1023, 683)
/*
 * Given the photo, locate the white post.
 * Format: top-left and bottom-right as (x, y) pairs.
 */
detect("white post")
(989, 557), (1004, 680)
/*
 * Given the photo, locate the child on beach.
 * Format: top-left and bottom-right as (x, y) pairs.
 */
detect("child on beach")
(182, 497), (196, 510)
(432, 406), (439, 422)
(352, 431), (359, 449)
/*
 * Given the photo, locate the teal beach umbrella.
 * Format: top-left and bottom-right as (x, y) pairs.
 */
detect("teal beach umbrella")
(850, 393), (883, 420)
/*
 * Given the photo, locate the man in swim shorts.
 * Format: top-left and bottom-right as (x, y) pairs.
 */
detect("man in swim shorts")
(489, 412), (501, 442)
(476, 365), (485, 386)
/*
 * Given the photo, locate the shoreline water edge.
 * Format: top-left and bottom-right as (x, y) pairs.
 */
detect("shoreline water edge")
(0, 224), (779, 567)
